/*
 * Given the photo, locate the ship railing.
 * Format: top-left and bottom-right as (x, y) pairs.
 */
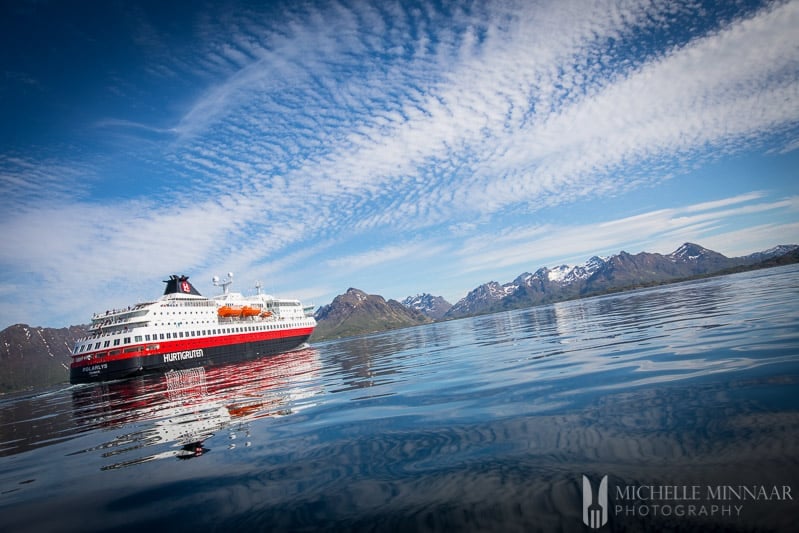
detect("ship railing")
(89, 315), (149, 331)
(217, 314), (281, 323)
(92, 305), (150, 321)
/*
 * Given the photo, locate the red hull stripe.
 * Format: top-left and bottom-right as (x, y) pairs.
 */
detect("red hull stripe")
(71, 327), (315, 369)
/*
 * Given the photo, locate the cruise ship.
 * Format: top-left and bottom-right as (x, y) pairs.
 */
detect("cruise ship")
(70, 274), (316, 383)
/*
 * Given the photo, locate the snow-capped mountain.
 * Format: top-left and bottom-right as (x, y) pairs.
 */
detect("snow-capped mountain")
(444, 281), (510, 317)
(444, 242), (797, 319)
(445, 255), (611, 318)
(742, 244), (799, 263)
(401, 293), (452, 320)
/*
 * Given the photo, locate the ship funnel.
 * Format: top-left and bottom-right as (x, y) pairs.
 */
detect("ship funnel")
(163, 275), (202, 296)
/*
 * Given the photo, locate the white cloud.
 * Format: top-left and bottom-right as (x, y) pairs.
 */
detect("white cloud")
(155, 1), (795, 240)
(325, 241), (442, 271)
(0, 155), (93, 215)
(455, 193), (799, 276)
(455, 1), (799, 216)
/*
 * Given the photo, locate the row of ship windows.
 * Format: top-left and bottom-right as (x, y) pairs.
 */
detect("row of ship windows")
(162, 300), (216, 307)
(75, 321), (312, 354)
(166, 301), (300, 308)
(155, 310), (215, 315)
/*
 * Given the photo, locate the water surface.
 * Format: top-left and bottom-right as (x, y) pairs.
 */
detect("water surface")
(2, 266), (798, 531)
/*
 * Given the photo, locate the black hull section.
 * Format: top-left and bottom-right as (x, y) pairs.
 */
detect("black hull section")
(71, 357), (145, 384)
(70, 333), (312, 384)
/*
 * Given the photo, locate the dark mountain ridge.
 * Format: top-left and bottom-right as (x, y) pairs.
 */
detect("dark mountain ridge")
(443, 242), (798, 319)
(312, 288), (432, 341)
(0, 324), (87, 393)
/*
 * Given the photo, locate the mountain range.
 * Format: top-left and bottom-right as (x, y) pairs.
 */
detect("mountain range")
(437, 243), (798, 319)
(310, 242), (797, 340)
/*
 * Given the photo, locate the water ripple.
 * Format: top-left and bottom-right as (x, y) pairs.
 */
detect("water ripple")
(1, 266), (798, 532)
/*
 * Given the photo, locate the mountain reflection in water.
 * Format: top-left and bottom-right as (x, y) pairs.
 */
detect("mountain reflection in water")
(1, 266), (798, 532)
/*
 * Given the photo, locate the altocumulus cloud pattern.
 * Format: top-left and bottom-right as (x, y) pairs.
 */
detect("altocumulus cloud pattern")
(0, 0), (797, 328)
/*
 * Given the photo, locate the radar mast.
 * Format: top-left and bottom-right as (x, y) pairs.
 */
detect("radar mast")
(212, 272), (234, 295)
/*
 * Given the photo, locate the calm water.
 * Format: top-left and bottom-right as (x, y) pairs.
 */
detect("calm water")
(2, 266), (799, 532)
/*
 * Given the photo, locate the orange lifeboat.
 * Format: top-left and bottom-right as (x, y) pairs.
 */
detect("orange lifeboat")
(260, 310), (273, 318)
(218, 305), (243, 318)
(241, 306), (260, 317)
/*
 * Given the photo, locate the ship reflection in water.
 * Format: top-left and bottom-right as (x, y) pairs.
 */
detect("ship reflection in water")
(70, 347), (322, 470)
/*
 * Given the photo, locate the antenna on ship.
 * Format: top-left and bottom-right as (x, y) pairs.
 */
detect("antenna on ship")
(213, 272), (234, 295)
(255, 281), (262, 295)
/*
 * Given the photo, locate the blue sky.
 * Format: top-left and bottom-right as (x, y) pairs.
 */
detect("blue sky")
(1, 0), (798, 329)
